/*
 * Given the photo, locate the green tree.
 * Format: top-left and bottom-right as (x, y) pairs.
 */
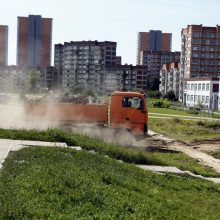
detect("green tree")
(28, 70), (39, 93)
(163, 90), (177, 101)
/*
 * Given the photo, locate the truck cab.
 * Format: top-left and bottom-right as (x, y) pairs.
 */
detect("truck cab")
(110, 92), (148, 137)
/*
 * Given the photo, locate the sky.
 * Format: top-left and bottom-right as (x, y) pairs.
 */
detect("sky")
(1, 0), (220, 65)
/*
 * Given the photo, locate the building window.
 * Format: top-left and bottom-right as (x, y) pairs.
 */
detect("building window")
(198, 84), (201, 91)
(193, 46), (199, 51)
(194, 84), (197, 91)
(202, 96), (205, 103)
(191, 95), (194, 102)
(194, 95), (198, 102)
(193, 33), (200, 38)
(192, 53), (199, 58)
(206, 83), (210, 91)
(213, 84), (219, 92)
(202, 84), (205, 91)
(206, 96), (209, 103)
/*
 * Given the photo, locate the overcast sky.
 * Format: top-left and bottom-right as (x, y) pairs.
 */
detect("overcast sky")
(1, 0), (220, 65)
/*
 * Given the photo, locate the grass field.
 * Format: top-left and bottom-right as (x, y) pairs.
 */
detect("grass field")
(212, 150), (220, 160)
(149, 118), (220, 142)
(0, 147), (220, 219)
(148, 107), (194, 116)
(0, 128), (218, 177)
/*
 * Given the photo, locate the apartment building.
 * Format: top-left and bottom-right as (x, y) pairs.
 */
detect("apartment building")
(54, 41), (117, 93)
(159, 62), (181, 98)
(0, 25), (8, 66)
(55, 40), (148, 94)
(103, 65), (147, 94)
(183, 77), (220, 110)
(140, 50), (180, 89)
(17, 15), (52, 67)
(181, 25), (220, 80)
(137, 30), (172, 65)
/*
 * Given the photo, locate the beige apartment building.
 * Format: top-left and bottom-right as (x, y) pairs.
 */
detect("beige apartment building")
(160, 62), (181, 99)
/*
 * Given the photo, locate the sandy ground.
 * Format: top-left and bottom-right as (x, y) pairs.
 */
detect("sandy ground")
(147, 131), (220, 173)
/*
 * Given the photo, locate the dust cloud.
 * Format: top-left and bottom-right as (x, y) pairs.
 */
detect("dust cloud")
(0, 93), (146, 148)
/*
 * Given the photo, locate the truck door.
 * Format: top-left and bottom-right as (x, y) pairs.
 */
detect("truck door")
(122, 96), (147, 135)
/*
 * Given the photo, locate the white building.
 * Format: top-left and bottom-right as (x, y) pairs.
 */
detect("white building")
(183, 78), (219, 110)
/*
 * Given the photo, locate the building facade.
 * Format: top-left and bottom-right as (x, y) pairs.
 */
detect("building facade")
(104, 65), (147, 94)
(159, 62), (181, 99)
(140, 50), (180, 90)
(54, 41), (117, 93)
(17, 15), (52, 67)
(55, 41), (147, 94)
(181, 25), (220, 80)
(137, 30), (172, 65)
(0, 25), (8, 66)
(183, 78), (220, 110)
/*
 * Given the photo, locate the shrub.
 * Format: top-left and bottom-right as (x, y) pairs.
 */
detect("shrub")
(151, 99), (170, 108)
(187, 107), (200, 115)
(163, 90), (177, 101)
(147, 90), (162, 99)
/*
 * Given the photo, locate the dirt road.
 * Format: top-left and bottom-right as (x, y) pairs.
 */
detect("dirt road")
(147, 130), (220, 173)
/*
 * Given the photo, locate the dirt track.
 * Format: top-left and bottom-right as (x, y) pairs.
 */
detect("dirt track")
(147, 131), (220, 173)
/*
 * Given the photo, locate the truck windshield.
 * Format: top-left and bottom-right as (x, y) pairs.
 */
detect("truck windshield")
(122, 97), (144, 110)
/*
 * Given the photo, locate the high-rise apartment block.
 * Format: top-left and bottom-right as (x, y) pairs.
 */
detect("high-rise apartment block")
(137, 30), (172, 65)
(0, 25), (8, 66)
(17, 15), (52, 67)
(54, 41), (117, 93)
(55, 40), (148, 94)
(181, 25), (220, 80)
(141, 50), (180, 90)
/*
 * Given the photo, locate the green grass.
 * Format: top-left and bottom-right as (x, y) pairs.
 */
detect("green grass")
(148, 106), (220, 119)
(149, 118), (220, 142)
(148, 107), (194, 116)
(0, 147), (220, 219)
(0, 128), (218, 177)
(212, 150), (220, 160)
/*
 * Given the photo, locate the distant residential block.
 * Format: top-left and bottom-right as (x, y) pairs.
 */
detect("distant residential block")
(140, 50), (180, 90)
(0, 25), (8, 66)
(181, 24), (220, 79)
(159, 62), (181, 99)
(54, 40), (148, 94)
(137, 30), (172, 65)
(17, 15), (52, 67)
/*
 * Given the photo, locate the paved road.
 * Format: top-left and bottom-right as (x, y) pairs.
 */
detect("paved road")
(0, 139), (67, 169)
(0, 139), (14, 169)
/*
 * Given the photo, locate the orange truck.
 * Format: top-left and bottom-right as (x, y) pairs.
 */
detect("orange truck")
(25, 91), (148, 137)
